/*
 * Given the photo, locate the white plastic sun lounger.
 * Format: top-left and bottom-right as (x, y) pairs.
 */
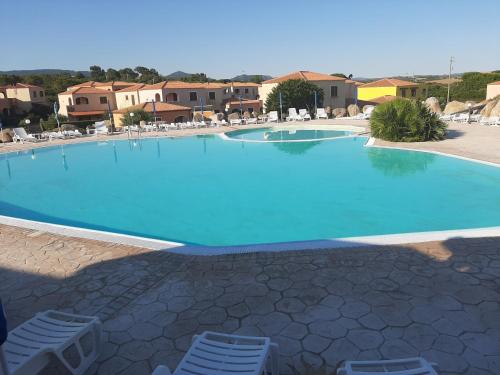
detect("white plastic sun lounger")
(230, 118), (242, 125)
(150, 331), (279, 375)
(11, 128), (39, 143)
(245, 117), (258, 125)
(0, 310), (102, 375)
(316, 108), (328, 119)
(298, 109), (311, 120)
(268, 111), (279, 123)
(287, 108), (303, 121)
(337, 357), (438, 375)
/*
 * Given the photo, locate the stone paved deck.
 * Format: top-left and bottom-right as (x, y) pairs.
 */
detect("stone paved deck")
(1, 224), (500, 374)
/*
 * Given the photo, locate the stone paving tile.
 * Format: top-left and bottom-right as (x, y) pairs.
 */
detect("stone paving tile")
(1, 224), (500, 374)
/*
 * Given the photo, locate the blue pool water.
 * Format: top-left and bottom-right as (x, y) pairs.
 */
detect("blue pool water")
(1, 135), (500, 246)
(226, 128), (352, 141)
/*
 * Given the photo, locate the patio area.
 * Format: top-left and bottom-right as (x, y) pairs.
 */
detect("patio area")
(1, 224), (499, 374)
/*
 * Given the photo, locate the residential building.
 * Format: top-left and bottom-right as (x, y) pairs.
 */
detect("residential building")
(357, 78), (420, 101)
(259, 71), (357, 111)
(2, 83), (48, 113)
(225, 99), (262, 114)
(58, 87), (117, 121)
(486, 81), (500, 100)
(58, 81), (135, 121)
(0, 87), (11, 117)
(115, 81), (260, 114)
(112, 102), (191, 127)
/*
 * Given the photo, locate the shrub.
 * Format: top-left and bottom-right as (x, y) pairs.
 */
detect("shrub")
(370, 99), (447, 142)
(264, 79), (324, 114)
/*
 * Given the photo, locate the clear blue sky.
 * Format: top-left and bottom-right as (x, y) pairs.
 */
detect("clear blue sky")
(2, 0), (499, 78)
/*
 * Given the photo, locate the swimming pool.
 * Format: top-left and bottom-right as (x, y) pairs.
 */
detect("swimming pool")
(225, 127), (353, 141)
(1, 134), (500, 247)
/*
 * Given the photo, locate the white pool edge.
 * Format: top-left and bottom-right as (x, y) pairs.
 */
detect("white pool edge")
(0, 215), (183, 250)
(1, 214), (500, 256)
(364, 137), (500, 168)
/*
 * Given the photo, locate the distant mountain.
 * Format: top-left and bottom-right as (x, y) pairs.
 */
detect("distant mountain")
(165, 71), (192, 79)
(0, 69), (90, 77)
(230, 74), (272, 82)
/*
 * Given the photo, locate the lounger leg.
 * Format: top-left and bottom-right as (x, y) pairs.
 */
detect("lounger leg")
(270, 343), (279, 375)
(0, 346), (10, 375)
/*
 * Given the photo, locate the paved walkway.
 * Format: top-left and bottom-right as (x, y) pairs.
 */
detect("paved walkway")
(1, 224), (499, 375)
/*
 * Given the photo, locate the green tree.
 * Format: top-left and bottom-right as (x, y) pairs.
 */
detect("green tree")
(181, 73), (209, 83)
(122, 109), (152, 126)
(119, 68), (138, 81)
(90, 65), (106, 81)
(106, 68), (121, 81)
(370, 98), (447, 142)
(250, 75), (264, 84)
(264, 79), (324, 114)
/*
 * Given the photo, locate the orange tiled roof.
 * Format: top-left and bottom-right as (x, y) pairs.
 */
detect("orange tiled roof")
(115, 83), (147, 93)
(67, 81), (135, 91)
(59, 87), (115, 96)
(68, 110), (107, 116)
(359, 78), (417, 88)
(262, 71), (345, 84)
(488, 81), (500, 85)
(345, 79), (364, 86)
(3, 83), (43, 89)
(114, 102), (191, 114)
(230, 82), (260, 87)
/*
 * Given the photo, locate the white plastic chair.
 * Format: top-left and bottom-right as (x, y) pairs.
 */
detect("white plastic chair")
(0, 310), (102, 375)
(315, 108), (328, 119)
(287, 108), (303, 121)
(337, 357), (438, 375)
(150, 331), (279, 375)
(268, 111), (279, 123)
(298, 109), (311, 120)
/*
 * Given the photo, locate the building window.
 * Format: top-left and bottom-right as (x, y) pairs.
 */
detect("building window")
(40, 91), (44, 97)
(131, 96), (135, 105)
(33, 91), (37, 98)
(209, 91), (216, 100)
(155, 93), (161, 102)
(245, 88), (249, 94)
(401, 88), (407, 97)
(411, 88), (417, 97)
(125, 95), (129, 100)
(330, 86), (338, 97)
(166, 93), (178, 102)
(75, 97), (89, 105)
(100, 97), (108, 104)
(68, 98), (73, 106)
(234, 88), (240, 94)
(190, 92), (197, 101)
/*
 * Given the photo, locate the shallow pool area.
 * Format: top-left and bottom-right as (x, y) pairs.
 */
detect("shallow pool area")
(225, 127), (353, 142)
(1, 134), (500, 247)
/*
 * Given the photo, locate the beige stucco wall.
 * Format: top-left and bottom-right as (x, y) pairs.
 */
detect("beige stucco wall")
(116, 91), (140, 109)
(486, 84), (500, 100)
(58, 91), (116, 117)
(138, 89), (163, 104)
(259, 83), (278, 111)
(5, 87), (48, 112)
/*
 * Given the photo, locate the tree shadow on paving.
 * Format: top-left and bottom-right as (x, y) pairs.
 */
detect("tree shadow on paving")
(1, 234), (500, 375)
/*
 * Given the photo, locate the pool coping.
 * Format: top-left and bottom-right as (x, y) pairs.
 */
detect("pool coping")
(1, 214), (500, 255)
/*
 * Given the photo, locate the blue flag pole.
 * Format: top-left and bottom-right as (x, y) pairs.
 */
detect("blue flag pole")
(314, 91), (318, 116)
(200, 97), (204, 120)
(53, 102), (61, 133)
(152, 100), (157, 124)
(107, 101), (114, 133)
(279, 92), (283, 123)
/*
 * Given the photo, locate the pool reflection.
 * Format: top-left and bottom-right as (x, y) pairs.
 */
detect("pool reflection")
(368, 148), (436, 176)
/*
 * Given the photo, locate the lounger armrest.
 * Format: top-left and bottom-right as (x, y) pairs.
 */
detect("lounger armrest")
(151, 365), (172, 375)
